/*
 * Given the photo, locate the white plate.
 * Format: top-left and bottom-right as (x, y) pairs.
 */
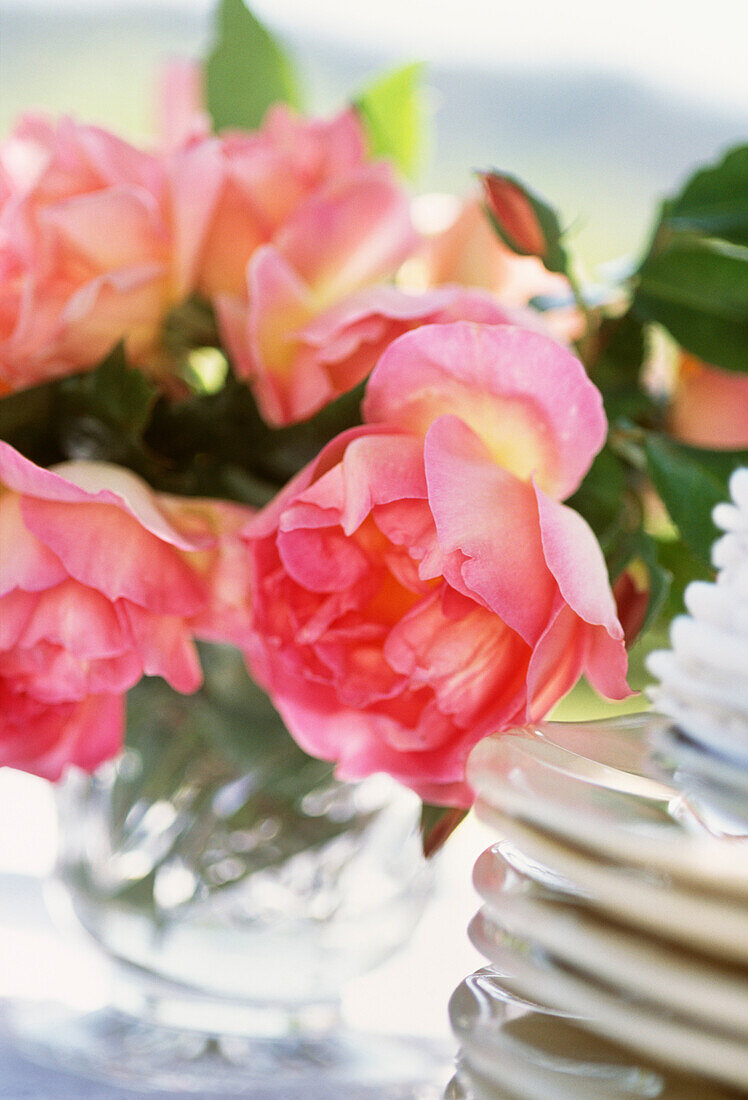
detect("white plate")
(448, 1064), (516, 1100)
(469, 735), (748, 896)
(654, 727), (748, 832)
(467, 924), (748, 1092)
(473, 853), (748, 1037)
(469, 717), (674, 797)
(449, 969), (738, 1100)
(473, 808), (748, 964)
(655, 726), (748, 795)
(449, 969), (668, 1099)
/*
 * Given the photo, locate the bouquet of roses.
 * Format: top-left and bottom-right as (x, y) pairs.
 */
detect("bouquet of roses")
(1, 0), (746, 847)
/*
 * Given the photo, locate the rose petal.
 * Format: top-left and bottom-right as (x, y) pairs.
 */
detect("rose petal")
(157, 58), (211, 151)
(21, 498), (207, 615)
(0, 492), (67, 596)
(0, 691), (124, 781)
(17, 578), (127, 659)
(364, 321), (606, 499)
(424, 414), (556, 644)
(273, 164), (417, 304)
(168, 138), (224, 299)
(0, 445), (209, 551)
(534, 484), (622, 634)
(41, 185), (164, 271)
(534, 485), (630, 700)
(0, 589), (38, 647)
(119, 602), (202, 693)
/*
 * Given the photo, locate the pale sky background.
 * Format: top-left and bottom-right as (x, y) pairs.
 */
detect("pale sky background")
(3, 0), (747, 268)
(257, 0), (748, 114)
(3, 0), (747, 113)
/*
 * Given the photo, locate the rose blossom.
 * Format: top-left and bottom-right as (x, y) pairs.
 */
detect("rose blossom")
(214, 159), (420, 425)
(195, 105), (369, 300)
(242, 322), (629, 805)
(669, 351), (748, 450)
(0, 443), (253, 779)
(218, 274), (542, 427)
(208, 121), (554, 427)
(151, 91), (428, 426)
(0, 115), (219, 391)
(410, 193), (583, 344)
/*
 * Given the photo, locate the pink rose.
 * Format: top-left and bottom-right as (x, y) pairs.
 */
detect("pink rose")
(412, 194), (583, 344)
(0, 116), (219, 391)
(218, 274), (539, 427)
(214, 161), (419, 424)
(155, 96), (427, 426)
(242, 322), (629, 805)
(0, 444), (253, 779)
(157, 59), (211, 153)
(669, 351), (748, 450)
(158, 494), (256, 649)
(193, 105), (369, 300)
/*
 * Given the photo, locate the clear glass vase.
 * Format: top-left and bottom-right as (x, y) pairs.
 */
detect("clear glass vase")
(5, 646), (440, 1096)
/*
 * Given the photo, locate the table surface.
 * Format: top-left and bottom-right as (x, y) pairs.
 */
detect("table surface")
(0, 1035), (195, 1099)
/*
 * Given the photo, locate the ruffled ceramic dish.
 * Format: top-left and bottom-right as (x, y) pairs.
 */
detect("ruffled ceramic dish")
(446, 470), (748, 1099)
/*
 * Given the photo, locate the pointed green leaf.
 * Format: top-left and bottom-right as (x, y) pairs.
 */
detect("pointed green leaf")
(645, 434), (748, 564)
(636, 536), (672, 638)
(666, 144), (748, 248)
(420, 804), (468, 858)
(592, 313), (654, 422)
(206, 0), (300, 132)
(567, 445), (626, 552)
(655, 537), (713, 620)
(608, 529), (672, 640)
(355, 63), (426, 178)
(634, 240), (748, 374)
(59, 342), (158, 440)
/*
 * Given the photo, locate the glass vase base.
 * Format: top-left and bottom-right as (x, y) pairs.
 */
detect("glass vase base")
(1, 1000), (450, 1098)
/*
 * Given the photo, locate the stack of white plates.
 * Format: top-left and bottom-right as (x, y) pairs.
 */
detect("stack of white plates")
(446, 969), (742, 1100)
(446, 468), (748, 1098)
(649, 468), (748, 834)
(446, 719), (748, 1098)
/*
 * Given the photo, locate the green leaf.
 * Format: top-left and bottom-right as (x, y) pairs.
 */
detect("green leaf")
(146, 373), (364, 496)
(567, 445), (626, 552)
(636, 537), (672, 637)
(666, 144), (748, 248)
(205, 0), (300, 132)
(645, 434), (748, 564)
(608, 528), (672, 640)
(600, 523), (672, 661)
(420, 804), (468, 858)
(115, 645), (365, 908)
(125, 644), (331, 794)
(355, 63), (425, 178)
(591, 312), (654, 423)
(58, 342), (158, 440)
(0, 380), (61, 466)
(478, 170), (568, 274)
(655, 536), (713, 621)
(634, 239), (748, 374)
